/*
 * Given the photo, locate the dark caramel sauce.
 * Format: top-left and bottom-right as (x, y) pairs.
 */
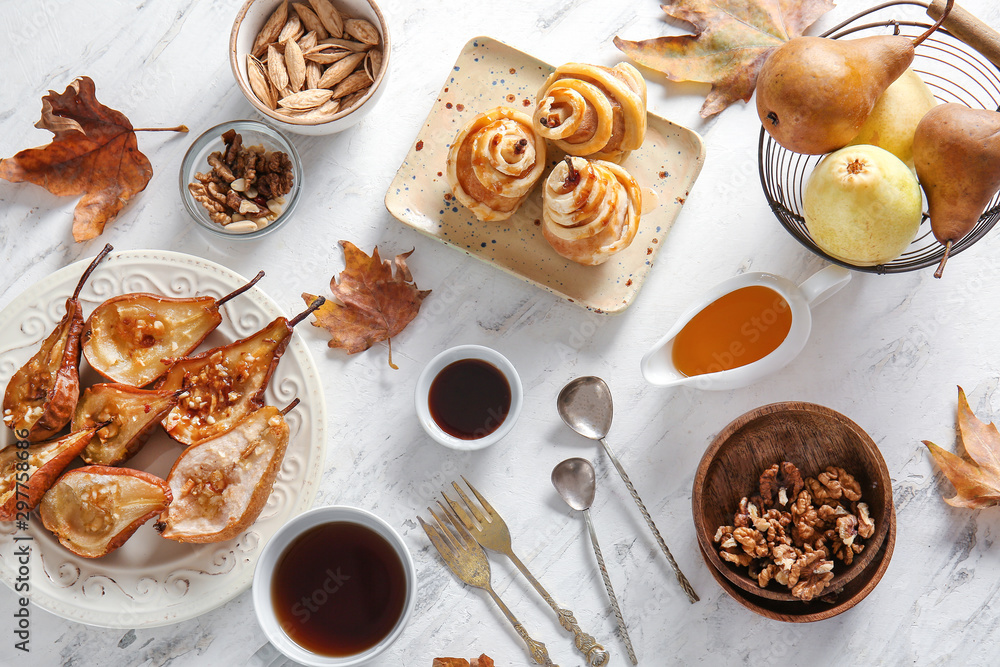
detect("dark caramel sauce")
(429, 359), (511, 439)
(271, 522), (407, 657)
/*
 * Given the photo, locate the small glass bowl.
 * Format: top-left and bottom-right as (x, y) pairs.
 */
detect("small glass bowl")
(180, 120), (303, 239)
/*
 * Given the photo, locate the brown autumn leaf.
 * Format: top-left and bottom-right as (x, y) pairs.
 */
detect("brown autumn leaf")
(924, 386), (1000, 509)
(303, 241), (430, 369)
(0, 76), (186, 242)
(614, 0), (835, 118)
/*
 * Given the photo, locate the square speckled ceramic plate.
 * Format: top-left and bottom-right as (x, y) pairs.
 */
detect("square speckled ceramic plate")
(384, 36), (705, 313)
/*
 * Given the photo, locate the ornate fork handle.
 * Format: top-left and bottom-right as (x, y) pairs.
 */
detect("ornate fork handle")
(486, 589), (558, 667)
(601, 437), (700, 604)
(556, 607), (610, 666)
(509, 552), (609, 666)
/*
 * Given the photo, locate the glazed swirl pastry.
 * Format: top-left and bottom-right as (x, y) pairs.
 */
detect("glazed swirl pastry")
(534, 62), (647, 162)
(446, 107), (547, 221)
(542, 156), (642, 266)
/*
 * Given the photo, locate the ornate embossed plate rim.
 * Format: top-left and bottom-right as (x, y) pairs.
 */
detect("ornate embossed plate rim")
(384, 35), (706, 314)
(0, 250), (326, 628)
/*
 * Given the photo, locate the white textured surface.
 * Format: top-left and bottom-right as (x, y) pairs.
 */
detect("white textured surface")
(1, 0), (1000, 665)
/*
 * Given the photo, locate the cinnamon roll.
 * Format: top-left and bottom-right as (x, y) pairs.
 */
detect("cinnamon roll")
(542, 156), (642, 266)
(534, 62), (647, 162)
(446, 107), (547, 221)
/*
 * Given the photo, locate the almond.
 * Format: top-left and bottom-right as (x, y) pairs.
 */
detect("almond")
(316, 51), (366, 89)
(344, 18), (379, 46)
(308, 0), (344, 38)
(251, 0), (288, 57)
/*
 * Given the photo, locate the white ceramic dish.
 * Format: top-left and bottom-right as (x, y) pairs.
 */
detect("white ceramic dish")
(384, 36), (706, 314)
(0, 250), (326, 628)
(230, 0), (390, 135)
(414, 345), (522, 450)
(640, 265), (851, 390)
(252, 505), (415, 666)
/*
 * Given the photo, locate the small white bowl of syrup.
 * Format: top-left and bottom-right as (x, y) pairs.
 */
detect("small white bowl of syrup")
(641, 265), (851, 391)
(415, 345), (523, 450)
(251, 506), (416, 666)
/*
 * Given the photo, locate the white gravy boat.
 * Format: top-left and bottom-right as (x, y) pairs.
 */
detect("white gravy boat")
(640, 265), (851, 390)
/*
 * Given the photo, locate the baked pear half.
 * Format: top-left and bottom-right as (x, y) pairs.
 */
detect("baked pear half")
(81, 271), (264, 387)
(73, 384), (180, 466)
(156, 299), (321, 446)
(3, 245), (112, 441)
(40, 466), (171, 558)
(0, 427), (99, 521)
(158, 402), (294, 543)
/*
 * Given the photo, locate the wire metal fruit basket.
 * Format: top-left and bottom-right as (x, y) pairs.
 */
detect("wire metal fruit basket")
(758, 0), (1000, 274)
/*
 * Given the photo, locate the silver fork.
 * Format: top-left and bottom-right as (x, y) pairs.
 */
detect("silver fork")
(444, 477), (610, 666)
(420, 502), (558, 667)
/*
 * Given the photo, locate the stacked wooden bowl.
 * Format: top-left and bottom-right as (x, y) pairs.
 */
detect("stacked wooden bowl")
(692, 402), (896, 622)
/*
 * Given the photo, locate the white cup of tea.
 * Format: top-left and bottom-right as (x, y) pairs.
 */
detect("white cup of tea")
(640, 265), (851, 391)
(415, 345), (523, 450)
(251, 506), (416, 666)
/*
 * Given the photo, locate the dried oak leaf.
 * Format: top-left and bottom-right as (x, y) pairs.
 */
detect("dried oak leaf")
(303, 241), (430, 369)
(613, 0), (835, 117)
(925, 386), (1000, 509)
(0, 77), (157, 241)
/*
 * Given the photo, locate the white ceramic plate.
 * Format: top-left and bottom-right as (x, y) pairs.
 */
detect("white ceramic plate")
(384, 36), (706, 314)
(0, 249), (326, 628)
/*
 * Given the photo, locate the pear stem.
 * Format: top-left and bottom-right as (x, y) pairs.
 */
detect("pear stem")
(290, 296), (326, 327)
(914, 0), (953, 47)
(73, 243), (114, 300)
(934, 240), (954, 279)
(280, 398), (300, 416)
(216, 270), (265, 307)
(133, 125), (189, 133)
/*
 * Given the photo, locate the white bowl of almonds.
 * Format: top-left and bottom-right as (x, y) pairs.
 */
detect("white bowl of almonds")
(230, 0), (389, 135)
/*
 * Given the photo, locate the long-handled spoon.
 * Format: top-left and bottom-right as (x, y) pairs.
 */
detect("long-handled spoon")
(557, 376), (699, 603)
(553, 457), (637, 665)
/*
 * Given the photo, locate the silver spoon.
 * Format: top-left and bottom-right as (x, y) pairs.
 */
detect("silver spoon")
(557, 376), (699, 604)
(552, 457), (637, 666)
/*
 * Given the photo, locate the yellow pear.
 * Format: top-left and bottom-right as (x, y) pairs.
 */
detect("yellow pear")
(804, 145), (923, 266)
(848, 69), (937, 168)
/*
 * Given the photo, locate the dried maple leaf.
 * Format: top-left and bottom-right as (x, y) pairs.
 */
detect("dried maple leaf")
(303, 241), (430, 369)
(924, 386), (1000, 509)
(614, 0), (835, 117)
(0, 76), (186, 242)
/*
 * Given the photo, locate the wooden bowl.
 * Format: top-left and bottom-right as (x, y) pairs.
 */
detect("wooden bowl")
(692, 402), (892, 602)
(700, 501), (896, 622)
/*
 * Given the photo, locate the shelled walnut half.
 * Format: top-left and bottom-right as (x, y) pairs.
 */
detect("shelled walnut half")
(188, 129), (293, 233)
(713, 461), (875, 602)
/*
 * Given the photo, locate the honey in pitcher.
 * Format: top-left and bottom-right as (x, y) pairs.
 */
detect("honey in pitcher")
(671, 285), (792, 377)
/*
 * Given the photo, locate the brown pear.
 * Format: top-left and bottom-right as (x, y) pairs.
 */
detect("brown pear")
(156, 299), (323, 446)
(73, 383), (181, 466)
(3, 244), (113, 441)
(757, 1), (953, 155)
(913, 103), (1000, 278)
(39, 465), (171, 558)
(81, 270), (265, 388)
(157, 400), (296, 543)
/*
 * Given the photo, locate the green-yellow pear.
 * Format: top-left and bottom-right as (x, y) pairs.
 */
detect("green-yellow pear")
(756, 0), (953, 155)
(848, 68), (937, 168)
(804, 145), (923, 266)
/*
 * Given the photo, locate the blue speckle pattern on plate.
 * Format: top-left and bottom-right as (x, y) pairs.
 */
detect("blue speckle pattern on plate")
(384, 36), (706, 314)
